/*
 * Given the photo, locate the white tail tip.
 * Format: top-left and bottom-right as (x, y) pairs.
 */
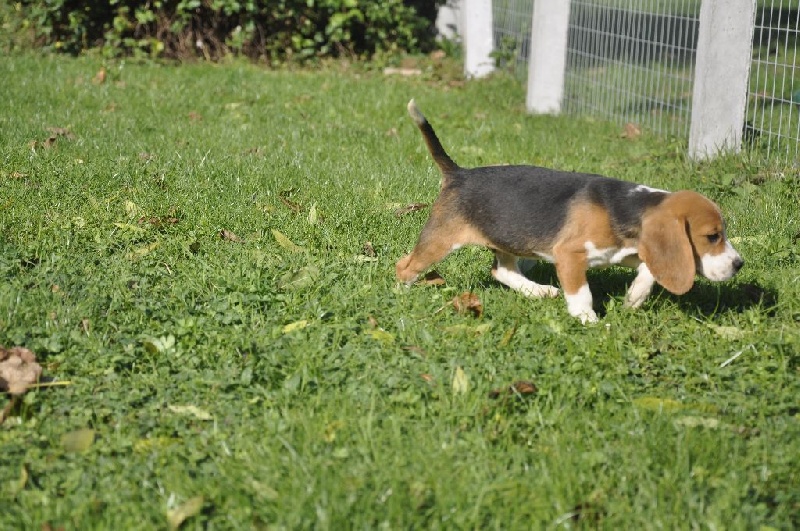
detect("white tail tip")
(407, 99), (426, 125)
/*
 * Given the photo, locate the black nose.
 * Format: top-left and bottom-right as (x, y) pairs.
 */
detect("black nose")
(733, 257), (744, 272)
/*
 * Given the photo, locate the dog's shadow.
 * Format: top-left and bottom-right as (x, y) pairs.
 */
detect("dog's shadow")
(511, 262), (777, 319)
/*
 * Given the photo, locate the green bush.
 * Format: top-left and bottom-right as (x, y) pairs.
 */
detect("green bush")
(13, 0), (442, 61)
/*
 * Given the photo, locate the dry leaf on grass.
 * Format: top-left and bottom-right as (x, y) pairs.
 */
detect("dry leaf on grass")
(394, 203), (429, 217)
(279, 191), (303, 214)
(220, 229), (243, 243)
(451, 292), (483, 317)
(363, 241), (376, 257)
(452, 366), (469, 395)
(0, 346), (43, 395)
(488, 380), (538, 399)
(168, 404), (213, 421)
(46, 127), (76, 139)
(92, 67), (107, 85)
(167, 496), (205, 530)
(621, 122), (642, 139)
(139, 216), (180, 228)
(34, 126), (76, 149)
(272, 229), (304, 252)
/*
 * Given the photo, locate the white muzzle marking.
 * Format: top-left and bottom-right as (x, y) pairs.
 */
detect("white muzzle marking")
(699, 240), (742, 281)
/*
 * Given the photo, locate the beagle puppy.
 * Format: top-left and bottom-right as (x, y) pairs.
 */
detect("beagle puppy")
(397, 100), (744, 323)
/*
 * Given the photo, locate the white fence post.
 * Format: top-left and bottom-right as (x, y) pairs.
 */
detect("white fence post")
(462, 0), (495, 78)
(688, 0), (756, 160)
(526, 1), (571, 114)
(435, 0), (461, 41)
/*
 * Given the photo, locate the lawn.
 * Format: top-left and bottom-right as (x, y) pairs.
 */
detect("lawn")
(1, 54), (798, 529)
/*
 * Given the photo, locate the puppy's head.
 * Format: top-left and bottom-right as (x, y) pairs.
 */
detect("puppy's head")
(639, 191), (743, 294)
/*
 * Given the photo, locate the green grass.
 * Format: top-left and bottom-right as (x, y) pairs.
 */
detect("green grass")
(1, 54), (799, 529)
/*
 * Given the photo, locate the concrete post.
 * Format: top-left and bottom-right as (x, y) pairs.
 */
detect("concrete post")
(462, 0), (495, 78)
(688, 0), (756, 159)
(526, 1), (572, 114)
(435, 0), (461, 42)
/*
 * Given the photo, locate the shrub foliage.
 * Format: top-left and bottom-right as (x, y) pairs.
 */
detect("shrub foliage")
(15, 0), (441, 61)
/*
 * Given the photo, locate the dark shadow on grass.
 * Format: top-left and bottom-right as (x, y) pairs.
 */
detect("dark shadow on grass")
(587, 268), (778, 319)
(468, 261), (775, 320)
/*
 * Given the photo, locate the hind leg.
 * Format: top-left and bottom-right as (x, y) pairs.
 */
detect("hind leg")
(396, 240), (455, 284)
(491, 251), (559, 298)
(396, 214), (476, 284)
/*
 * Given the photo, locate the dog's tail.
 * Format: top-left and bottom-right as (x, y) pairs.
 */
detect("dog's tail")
(407, 99), (459, 175)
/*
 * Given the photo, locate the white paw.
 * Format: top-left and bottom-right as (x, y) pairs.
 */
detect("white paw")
(625, 264), (655, 309)
(522, 284), (560, 298)
(565, 284), (596, 324)
(624, 291), (647, 309)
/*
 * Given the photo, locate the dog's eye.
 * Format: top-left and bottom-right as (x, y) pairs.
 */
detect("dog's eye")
(706, 233), (721, 244)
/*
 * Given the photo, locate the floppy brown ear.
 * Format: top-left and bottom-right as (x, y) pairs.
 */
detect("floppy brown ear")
(639, 212), (696, 295)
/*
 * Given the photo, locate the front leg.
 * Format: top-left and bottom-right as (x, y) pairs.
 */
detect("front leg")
(553, 244), (597, 324)
(624, 262), (656, 308)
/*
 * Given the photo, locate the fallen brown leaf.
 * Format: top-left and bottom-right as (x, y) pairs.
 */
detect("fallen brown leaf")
(488, 380), (538, 399)
(92, 67), (107, 84)
(452, 292), (483, 317)
(220, 229), (243, 243)
(394, 203), (429, 217)
(403, 345), (426, 357)
(622, 122), (642, 139)
(0, 346), (43, 395)
(279, 192), (303, 214)
(139, 215), (179, 228)
(46, 127), (75, 139)
(363, 241), (376, 257)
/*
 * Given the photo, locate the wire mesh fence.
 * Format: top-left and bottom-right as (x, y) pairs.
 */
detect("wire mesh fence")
(748, 1), (800, 160)
(563, 1), (701, 139)
(492, 0), (534, 75)
(488, 0), (800, 161)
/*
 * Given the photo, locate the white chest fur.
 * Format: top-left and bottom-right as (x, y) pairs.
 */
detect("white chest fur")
(584, 242), (640, 268)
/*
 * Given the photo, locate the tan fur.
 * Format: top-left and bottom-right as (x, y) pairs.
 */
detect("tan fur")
(639, 191), (726, 294)
(550, 204), (611, 294)
(396, 199), (489, 283)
